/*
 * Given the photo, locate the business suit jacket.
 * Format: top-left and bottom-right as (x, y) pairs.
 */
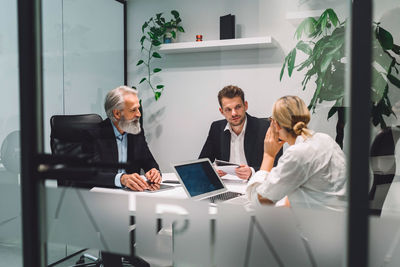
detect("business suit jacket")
(199, 113), (281, 171)
(84, 118), (159, 188)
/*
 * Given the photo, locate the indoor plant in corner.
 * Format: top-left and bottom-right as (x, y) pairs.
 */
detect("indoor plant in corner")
(280, 8), (400, 148)
(136, 10), (184, 101)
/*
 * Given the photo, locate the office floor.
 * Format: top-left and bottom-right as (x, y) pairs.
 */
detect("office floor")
(0, 242), (103, 267)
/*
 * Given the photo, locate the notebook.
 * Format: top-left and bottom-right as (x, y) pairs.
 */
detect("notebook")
(172, 158), (243, 203)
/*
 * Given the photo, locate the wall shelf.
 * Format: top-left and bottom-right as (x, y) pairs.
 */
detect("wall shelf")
(158, 36), (276, 54)
(286, 10), (324, 26)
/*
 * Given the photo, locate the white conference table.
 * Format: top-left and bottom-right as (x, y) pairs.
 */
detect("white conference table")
(91, 173), (250, 214)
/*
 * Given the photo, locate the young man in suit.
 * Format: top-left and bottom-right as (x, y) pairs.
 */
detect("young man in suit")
(85, 85), (161, 190)
(199, 85), (281, 180)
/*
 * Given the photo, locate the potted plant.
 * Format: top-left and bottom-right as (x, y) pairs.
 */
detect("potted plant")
(280, 8), (400, 148)
(136, 10), (185, 100)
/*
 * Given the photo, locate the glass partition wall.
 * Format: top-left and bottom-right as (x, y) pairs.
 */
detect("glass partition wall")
(0, 0), (22, 266)
(41, 0), (126, 265)
(368, 1), (400, 266)
(12, 0), (392, 266)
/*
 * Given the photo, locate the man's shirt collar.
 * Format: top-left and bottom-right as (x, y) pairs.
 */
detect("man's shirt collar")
(224, 115), (248, 137)
(111, 120), (126, 141)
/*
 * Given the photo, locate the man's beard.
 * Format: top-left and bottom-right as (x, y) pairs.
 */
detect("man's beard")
(119, 115), (141, 135)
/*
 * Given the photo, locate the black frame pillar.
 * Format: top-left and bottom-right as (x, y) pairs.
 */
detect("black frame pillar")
(347, 0), (372, 266)
(17, 0), (45, 266)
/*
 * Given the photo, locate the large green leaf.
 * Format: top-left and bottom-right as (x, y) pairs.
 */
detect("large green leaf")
(153, 68), (162, 73)
(152, 52), (162, 59)
(287, 48), (297, 77)
(155, 92), (162, 100)
(156, 85), (165, 89)
(326, 8), (339, 27)
(373, 49), (393, 74)
(148, 31), (155, 40)
(171, 10), (179, 18)
(392, 44), (400, 55)
(152, 39), (162, 46)
(388, 73), (400, 88)
(295, 17), (317, 39)
(140, 36), (146, 46)
(318, 12), (328, 32)
(296, 41), (312, 55)
(320, 54), (333, 73)
(142, 22), (148, 33)
(328, 106), (338, 119)
(309, 78), (323, 110)
(279, 58), (287, 81)
(318, 78), (344, 101)
(177, 26), (185, 33)
(371, 67), (388, 103)
(376, 26), (394, 50)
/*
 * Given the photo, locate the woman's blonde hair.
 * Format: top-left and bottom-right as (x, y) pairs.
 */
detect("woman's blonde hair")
(272, 95), (312, 139)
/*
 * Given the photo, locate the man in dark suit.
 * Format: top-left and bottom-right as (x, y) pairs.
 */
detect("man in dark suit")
(84, 86), (160, 267)
(85, 85), (161, 190)
(199, 85), (280, 180)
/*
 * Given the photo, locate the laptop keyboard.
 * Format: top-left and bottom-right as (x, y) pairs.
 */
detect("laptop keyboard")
(205, 191), (243, 203)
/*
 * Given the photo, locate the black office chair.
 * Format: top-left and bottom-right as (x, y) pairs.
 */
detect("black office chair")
(369, 126), (400, 215)
(50, 114), (102, 156)
(49, 114), (104, 266)
(50, 114), (103, 187)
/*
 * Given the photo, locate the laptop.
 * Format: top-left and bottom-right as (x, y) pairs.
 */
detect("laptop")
(172, 158), (243, 203)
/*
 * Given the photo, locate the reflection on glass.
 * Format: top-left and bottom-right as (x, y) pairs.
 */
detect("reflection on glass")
(0, 0), (22, 265)
(42, 0), (125, 264)
(369, 3), (400, 266)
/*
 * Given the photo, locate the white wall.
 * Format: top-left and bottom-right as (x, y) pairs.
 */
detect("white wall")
(127, 0), (348, 171)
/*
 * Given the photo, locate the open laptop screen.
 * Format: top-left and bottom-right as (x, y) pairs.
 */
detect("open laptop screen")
(174, 160), (224, 197)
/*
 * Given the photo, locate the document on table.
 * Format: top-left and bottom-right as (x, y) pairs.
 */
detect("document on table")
(214, 159), (242, 180)
(216, 165), (238, 176)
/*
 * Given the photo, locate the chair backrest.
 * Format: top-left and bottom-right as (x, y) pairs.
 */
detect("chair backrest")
(50, 114), (103, 187)
(369, 126), (400, 215)
(50, 114), (103, 156)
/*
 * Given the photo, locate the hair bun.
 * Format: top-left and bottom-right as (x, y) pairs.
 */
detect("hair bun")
(293, 121), (306, 135)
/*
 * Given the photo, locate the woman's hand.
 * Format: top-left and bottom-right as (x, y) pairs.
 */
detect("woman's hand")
(260, 121), (284, 172)
(264, 120), (284, 158)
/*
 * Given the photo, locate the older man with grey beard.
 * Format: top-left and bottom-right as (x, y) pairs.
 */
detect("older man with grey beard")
(83, 85), (161, 191)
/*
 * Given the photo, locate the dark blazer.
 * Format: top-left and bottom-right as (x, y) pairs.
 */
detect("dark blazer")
(83, 118), (159, 188)
(199, 113), (281, 171)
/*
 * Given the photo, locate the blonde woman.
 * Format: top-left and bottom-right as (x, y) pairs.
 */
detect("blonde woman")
(246, 96), (347, 210)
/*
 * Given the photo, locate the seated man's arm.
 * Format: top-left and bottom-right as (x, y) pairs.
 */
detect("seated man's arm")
(199, 122), (218, 162)
(134, 130), (161, 184)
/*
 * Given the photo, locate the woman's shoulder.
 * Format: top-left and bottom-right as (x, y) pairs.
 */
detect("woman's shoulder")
(288, 132), (335, 154)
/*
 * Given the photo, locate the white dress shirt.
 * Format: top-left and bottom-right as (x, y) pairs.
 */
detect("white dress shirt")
(225, 118), (255, 177)
(225, 117), (248, 165)
(246, 132), (347, 210)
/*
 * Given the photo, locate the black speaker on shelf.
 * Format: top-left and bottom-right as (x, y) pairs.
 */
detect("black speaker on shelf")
(220, 14), (235, 40)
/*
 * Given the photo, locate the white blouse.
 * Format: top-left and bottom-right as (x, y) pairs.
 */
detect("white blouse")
(246, 132), (347, 210)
